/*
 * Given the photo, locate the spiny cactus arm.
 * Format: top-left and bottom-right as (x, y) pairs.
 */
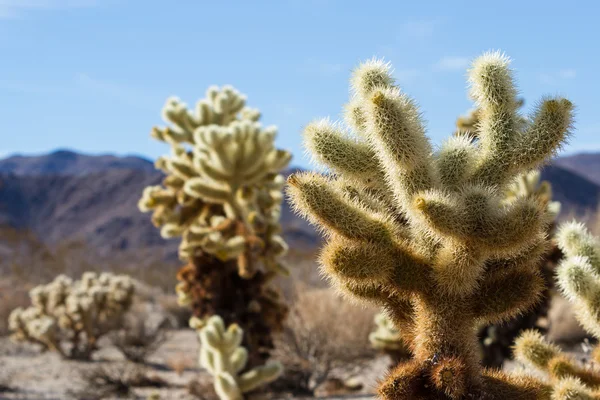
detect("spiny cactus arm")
(215, 373), (244, 400)
(484, 234), (550, 274)
(467, 52), (573, 187)
(414, 189), (545, 254)
(555, 222), (600, 337)
(237, 362), (283, 392)
(552, 377), (600, 400)
(197, 316), (282, 400)
(350, 58), (396, 99)
(467, 52), (520, 152)
(320, 234), (429, 293)
(471, 267), (544, 325)
(362, 87), (435, 203)
(286, 172), (398, 243)
(184, 178), (232, 204)
(378, 360), (430, 398)
(556, 257), (600, 337)
(466, 51), (521, 185)
(435, 135), (478, 190)
(303, 119), (383, 185)
(511, 98), (574, 172)
(479, 369), (552, 400)
(557, 221), (600, 272)
(514, 330), (600, 388)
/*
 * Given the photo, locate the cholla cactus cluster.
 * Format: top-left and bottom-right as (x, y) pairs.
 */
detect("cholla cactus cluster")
(192, 315), (282, 400)
(515, 222), (600, 399)
(138, 85), (291, 277)
(369, 312), (409, 365)
(287, 51), (573, 398)
(139, 85), (291, 367)
(9, 272), (134, 359)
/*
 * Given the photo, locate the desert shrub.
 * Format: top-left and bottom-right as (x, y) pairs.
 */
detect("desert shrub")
(272, 284), (376, 395)
(158, 294), (193, 329)
(70, 362), (167, 400)
(0, 279), (30, 336)
(110, 312), (170, 364)
(8, 272), (135, 359)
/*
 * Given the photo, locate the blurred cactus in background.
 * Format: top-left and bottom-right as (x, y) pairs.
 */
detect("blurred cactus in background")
(288, 51), (573, 398)
(191, 315), (282, 400)
(515, 222), (600, 399)
(139, 85), (291, 367)
(8, 272), (134, 359)
(369, 312), (410, 366)
(455, 100), (564, 368)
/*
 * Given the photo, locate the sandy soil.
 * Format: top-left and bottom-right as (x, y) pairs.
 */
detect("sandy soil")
(0, 328), (388, 400)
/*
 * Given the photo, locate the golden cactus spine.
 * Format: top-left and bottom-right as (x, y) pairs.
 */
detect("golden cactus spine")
(515, 222), (600, 399)
(288, 51), (573, 399)
(139, 85), (291, 367)
(192, 315), (282, 400)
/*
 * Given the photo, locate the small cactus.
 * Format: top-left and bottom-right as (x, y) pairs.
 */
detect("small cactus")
(8, 272), (135, 359)
(193, 315), (282, 400)
(139, 85), (291, 367)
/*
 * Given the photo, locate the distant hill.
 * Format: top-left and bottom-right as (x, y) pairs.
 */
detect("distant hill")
(540, 164), (600, 215)
(554, 152), (600, 186)
(0, 150), (597, 257)
(0, 149), (156, 176)
(0, 151), (317, 256)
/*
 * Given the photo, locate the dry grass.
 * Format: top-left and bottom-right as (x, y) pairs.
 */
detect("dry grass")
(166, 354), (195, 376)
(69, 362), (168, 400)
(110, 312), (170, 364)
(0, 278), (30, 336)
(272, 283), (376, 395)
(158, 295), (193, 329)
(0, 370), (17, 394)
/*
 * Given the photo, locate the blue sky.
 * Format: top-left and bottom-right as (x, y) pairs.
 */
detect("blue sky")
(1, 0), (598, 169)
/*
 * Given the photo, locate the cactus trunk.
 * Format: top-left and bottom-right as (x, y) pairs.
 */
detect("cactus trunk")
(411, 295), (481, 380)
(178, 253), (287, 368)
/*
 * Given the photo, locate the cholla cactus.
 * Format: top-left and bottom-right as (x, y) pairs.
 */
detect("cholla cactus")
(369, 312), (410, 366)
(139, 85), (291, 367)
(505, 170), (561, 219)
(515, 222), (600, 399)
(8, 272), (134, 359)
(287, 51), (573, 398)
(191, 315), (282, 400)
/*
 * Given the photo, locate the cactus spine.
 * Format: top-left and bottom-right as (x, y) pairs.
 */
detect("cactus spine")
(288, 51), (573, 399)
(192, 315), (283, 400)
(515, 222), (600, 399)
(8, 272), (134, 359)
(139, 85), (291, 367)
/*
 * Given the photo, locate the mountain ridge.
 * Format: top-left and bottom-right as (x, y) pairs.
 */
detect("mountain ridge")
(0, 150), (598, 256)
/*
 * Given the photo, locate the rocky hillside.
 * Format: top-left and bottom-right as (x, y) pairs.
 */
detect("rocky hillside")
(554, 152), (600, 186)
(0, 150), (598, 256)
(0, 151), (317, 256)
